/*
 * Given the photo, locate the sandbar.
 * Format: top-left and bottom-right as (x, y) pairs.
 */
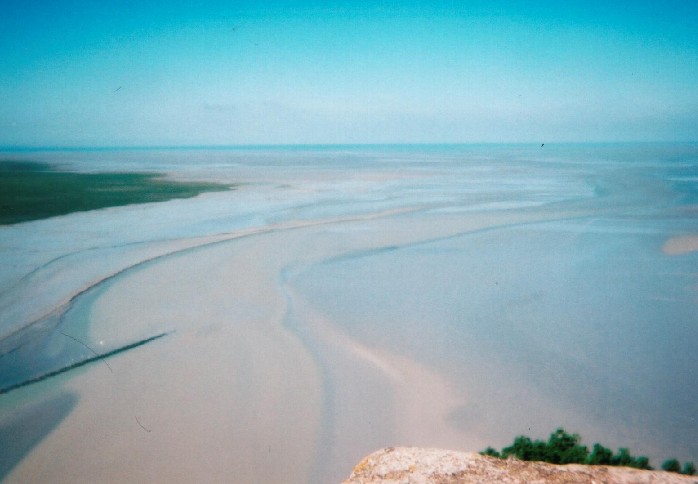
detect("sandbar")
(663, 235), (698, 255)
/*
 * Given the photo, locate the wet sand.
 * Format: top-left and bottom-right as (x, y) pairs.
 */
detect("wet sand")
(3, 206), (593, 483)
(1, 145), (696, 482)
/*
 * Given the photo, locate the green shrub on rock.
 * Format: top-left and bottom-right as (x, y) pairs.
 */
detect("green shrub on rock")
(480, 427), (690, 474)
(586, 443), (613, 465)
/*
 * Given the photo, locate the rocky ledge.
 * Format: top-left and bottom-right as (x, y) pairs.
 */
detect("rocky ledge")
(344, 447), (698, 484)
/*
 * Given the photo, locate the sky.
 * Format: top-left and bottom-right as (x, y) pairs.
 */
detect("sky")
(1, 0), (697, 146)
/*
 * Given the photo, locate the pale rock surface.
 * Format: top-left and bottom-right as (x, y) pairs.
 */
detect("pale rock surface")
(344, 447), (698, 484)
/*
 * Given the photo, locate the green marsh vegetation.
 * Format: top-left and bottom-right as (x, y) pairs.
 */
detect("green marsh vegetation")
(481, 428), (695, 475)
(0, 161), (231, 225)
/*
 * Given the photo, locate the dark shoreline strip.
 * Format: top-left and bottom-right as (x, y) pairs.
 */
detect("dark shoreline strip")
(0, 332), (170, 395)
(0, 160), (231, 225)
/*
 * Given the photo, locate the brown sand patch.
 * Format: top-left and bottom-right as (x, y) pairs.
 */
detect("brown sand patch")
(663, 235), (698, 255)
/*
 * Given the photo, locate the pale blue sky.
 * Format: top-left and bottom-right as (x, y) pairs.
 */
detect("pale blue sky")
(1, 1), (697, 146)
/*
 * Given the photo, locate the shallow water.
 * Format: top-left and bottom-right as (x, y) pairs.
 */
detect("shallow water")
(291, 215), (698, 463)
(0, 144), (696, 480)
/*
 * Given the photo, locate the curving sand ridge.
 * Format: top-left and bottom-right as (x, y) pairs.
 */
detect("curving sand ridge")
(3, 205), (591, 483)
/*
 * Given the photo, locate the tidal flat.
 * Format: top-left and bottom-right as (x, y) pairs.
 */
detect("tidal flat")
(0, 144), (696, 483)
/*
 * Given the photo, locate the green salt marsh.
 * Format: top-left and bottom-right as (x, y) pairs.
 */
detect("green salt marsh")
(0, 161), (231, 225)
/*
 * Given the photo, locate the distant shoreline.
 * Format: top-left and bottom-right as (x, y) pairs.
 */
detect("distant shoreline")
(0, 160), (232, 225)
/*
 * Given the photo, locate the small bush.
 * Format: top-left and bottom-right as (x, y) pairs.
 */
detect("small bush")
(481, 447), (500, 458)
(546, 428), (588, 464)
(586, 443), (613, 465)
(662, 458), (681, 473)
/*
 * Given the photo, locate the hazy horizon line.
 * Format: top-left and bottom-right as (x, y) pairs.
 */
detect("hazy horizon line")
(2, 141), (697, 152)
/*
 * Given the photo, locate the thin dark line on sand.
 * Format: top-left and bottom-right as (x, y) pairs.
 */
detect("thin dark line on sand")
(135, 416), (152, 432)
(0, 332), (170, 395)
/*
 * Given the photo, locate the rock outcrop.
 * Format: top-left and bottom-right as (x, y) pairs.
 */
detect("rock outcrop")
(344, 447), (698, 484)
